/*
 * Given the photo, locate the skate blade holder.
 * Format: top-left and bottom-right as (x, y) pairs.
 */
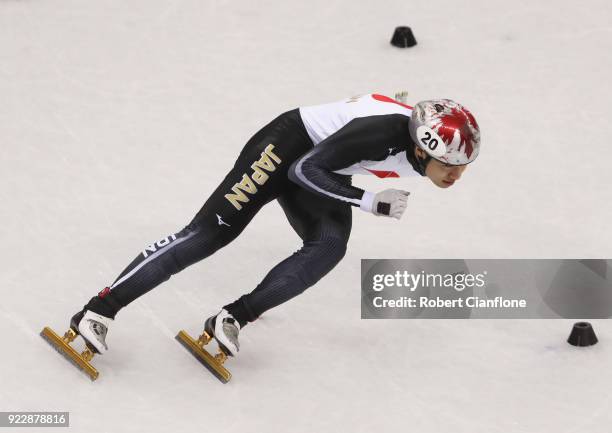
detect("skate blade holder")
(175, 329), (231, 383)
(40, 327), (99, 381)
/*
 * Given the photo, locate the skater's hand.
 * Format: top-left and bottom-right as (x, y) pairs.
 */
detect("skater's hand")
(360, 189), (410, 220)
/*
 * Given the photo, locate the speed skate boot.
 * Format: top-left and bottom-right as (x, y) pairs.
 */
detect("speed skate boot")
(175, 309), (241, 384)
(40, 288), (117, 381)
(70, 309), (113, 354)
(205, 309), (241, 356)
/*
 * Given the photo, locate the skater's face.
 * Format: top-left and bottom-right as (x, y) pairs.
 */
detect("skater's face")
(416, 148), (467, 188)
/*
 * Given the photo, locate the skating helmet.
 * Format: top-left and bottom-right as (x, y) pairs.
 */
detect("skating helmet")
(409, 99), (480, 166)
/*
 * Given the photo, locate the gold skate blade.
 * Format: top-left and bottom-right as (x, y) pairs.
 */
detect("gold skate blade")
(40, 327), (99, 381)
(175, 330), (231, 383)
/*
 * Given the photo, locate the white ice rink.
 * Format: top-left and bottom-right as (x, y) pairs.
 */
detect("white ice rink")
(1, 0), (611, 431)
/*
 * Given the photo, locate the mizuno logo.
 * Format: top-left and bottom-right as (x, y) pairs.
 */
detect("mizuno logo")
(216, 214), (230, 227)
(224, 144), (282, 211)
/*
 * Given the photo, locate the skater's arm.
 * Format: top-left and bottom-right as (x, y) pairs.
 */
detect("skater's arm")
(289, 114), (409, 209)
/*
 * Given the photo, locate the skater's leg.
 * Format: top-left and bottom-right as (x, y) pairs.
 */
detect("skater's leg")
(82, 110), (314, 319)
(223, 181), (352, 326)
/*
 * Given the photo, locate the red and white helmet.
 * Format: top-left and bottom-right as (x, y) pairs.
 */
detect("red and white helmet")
(409, 99), (480, 165)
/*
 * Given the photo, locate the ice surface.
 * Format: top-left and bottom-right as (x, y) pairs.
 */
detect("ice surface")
(0, 0), (611, 432)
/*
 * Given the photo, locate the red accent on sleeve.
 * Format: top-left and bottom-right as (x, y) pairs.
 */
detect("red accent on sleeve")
(98, 287), (111, 298)
(371, 94), (413, 110)
(366, 169), (400, 178)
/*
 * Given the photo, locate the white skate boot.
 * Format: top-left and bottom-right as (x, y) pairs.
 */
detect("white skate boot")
(70, 309), (113, 354)
(175, 308), (241, 383)
(204, 309), (240, 356)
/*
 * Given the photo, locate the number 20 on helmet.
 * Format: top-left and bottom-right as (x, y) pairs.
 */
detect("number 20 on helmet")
(408, 99), (481, 166)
